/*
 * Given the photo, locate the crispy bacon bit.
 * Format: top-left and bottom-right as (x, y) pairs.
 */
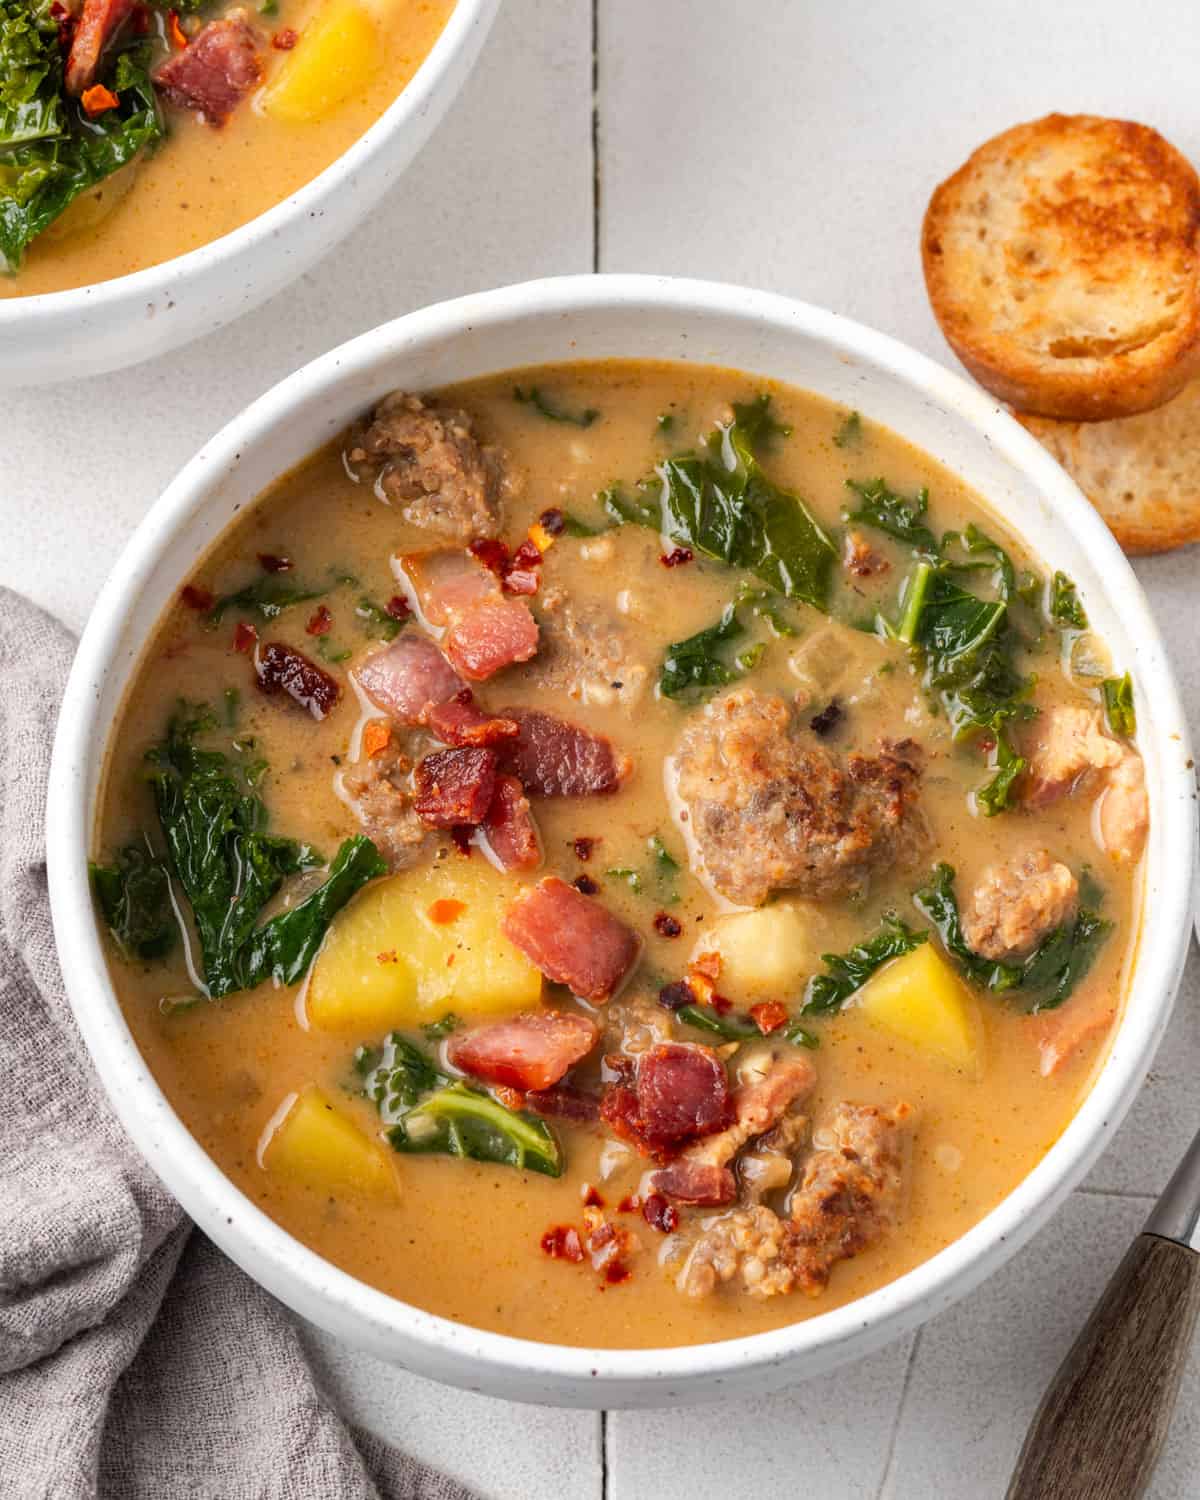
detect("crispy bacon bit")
(750, 1000), (789, 1035)
(502, 877), (642, 1002)
(167, 6), (187, 48)
(446, 596), (539, 680)
(154, 14), (264, 127)
(181, 583), (214, 611)
(497, 709), (628, 797)
(81, 83), (119, 115)
(583, 1184), (605, 1208)
(306, 604), (333, 636)
(362, 719), (391, 758)
(428, 898), (466, 925)
(660, 547), (694, 568)
(809, 699), (844, 737)
(355, 635), (464, 725)
(130, 2), (150, 34)
(257, 552), (292, 573)
(524, 1085), (601, 1122)
(843, 529), (890, 578)
(652, 1159), (736, 1206)
(573, 837), (597, 861)
(385, 595), (411, 621)
(657, 979), (694, 1012)
(271, 25), (297, 47)
(604, 1260), (632, 1285)
(449, 1011), (600, 1092)
(425, 690), (519, 748)
(450, 825), (474, 857)
(479, 774), (541, 872)
(573, 874), (599, 896)
(635, 1044), (733, 1147)
(65, 0), (133, 96)
(413, 746), (499, 827)
(233, 620), (257, 654)
(255, 642), (341, 719)
(467, 537), (509, 574)
(540, 1226), (584, 1263)
(50, 0), (74, 48)
(618, 1194), (640, 1214)
(503, 539), (544, 596)
(641, 1192), (679, 1233)
(537, 508), (567, 537)
(653, 912), (683, 938)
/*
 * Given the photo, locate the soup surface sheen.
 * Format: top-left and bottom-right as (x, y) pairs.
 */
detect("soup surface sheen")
(95, 361), (1145, 1349)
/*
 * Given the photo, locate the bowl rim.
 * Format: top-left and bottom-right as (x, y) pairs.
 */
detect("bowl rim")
(0, 0), (493, 324)
(46, 273), (1198, 1392)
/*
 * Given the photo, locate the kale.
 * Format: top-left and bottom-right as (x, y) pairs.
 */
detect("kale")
(678, 1004), (759, 1040)
(89, 843), (174, 960)
(142, 704), (385, 997)
(974, 732), (1026, 818)
(801, 914), (928, 1016)
(354, 595), (405, 640)
(941, 523), (1019, 602)
(659, 602), (752, 700)
(912, 863), (1111, 1010)
(896, 559), (935, 645)
(358, 1031), (563, 1175)
(656, 412), (675, 435)
(421, 1013), (461, 1042)
(735, 580), (797, 637)
(844, 477), (938, 554)
(832, 410), (863, 450)
(782, 1020), (819, 1049)
(0, 35), (164, 270)
(513, 385), (599, 428)
(608, 834), (682, 902)
(207, 575), (326, 624)
(1049, 570), (1088, 629)
(602, 395), (836, 611)
(1102, 673), (1136, 737)
(648, 833), (680, 878)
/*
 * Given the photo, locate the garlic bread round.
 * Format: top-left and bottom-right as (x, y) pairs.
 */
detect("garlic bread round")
(923, 115), (1200, 421)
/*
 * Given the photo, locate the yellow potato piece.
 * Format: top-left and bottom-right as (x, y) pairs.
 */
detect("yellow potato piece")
(262, 0), (381, 124)
(261, 1086), (396, 1199)
(305, 861), (542, 1033)
(691, 902), (828, 1002)
(856, 943), (979, 1071)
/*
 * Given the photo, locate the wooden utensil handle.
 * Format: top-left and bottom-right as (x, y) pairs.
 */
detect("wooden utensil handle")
(1006, 1233), (1200, 1500)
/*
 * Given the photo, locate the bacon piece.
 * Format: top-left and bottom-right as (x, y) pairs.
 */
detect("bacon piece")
(445, 596), (539, 681)
(355, 635), (464, 725)
(636, 1044), (733, 1147)
(497, 708), (628, 797)
(449, 1011), (600, 1093)
(65, 0), (134, 96)
(400, 550), (494, 626)
(255, 642), (341, 719)
(479, 774), (541, 872)
(524, 1085), (601, 1123)
(501, 877), (641, 1002)
(641, 1192), (679, 1233)
(1033, 1000), (1117, 1077)
(652, 1160), (736, 1206)
(154, 14), (263, 127)
(425, 691), (519, 747)
(413, 747), (498, 827)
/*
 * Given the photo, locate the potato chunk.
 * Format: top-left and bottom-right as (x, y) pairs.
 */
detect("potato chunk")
(856, 943), (979, 1070)
(262, 0), (380, 124)
(306, 861), (542, 1032)
(690, 902), (828, 1002)
(261, 1087), (396, 1199)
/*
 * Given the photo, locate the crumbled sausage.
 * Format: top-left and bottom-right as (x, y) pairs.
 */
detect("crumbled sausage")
(347, 392), (518, 543)
(1024, 705), (1147, 863)
(338, 738), (431, 870)
(534, 588), (650, 710)
(672, 688), (924, 906)
(962, 849), (1079, 960)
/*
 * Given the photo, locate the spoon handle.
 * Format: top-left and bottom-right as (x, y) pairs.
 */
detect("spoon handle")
(1006, 1231), (1200, 1500)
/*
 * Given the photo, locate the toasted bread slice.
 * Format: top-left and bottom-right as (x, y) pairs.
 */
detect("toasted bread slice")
(1019, 380), (1200, 553)
(923, 115), (1200, 420)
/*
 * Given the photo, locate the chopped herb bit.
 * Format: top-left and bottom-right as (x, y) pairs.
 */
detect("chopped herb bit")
(1102, 673), (1136, 737)
(832, 410), (863, 449)
(355, 594), (406, 640)
(513, 385), (599, 428)
(1049, 570), (1088, 630)
(678, 1004), (759, 1040)
(606, 867), (643, 893)
(731, 393), (792, 444)
(735, 582), (797, 637)
(90, 843), (174, 961)
(735, 643), (766, 672)
(657, 412), (675, 434)
(782, 1021), (820, 1049)
(648, 834), (680, 876)
(845, 477), (938, 554)
(422, 1013), (461, 1041)
(801, 914), (928, 1016)
(223, 686), (240, 728)
(207, 575), (325, 625)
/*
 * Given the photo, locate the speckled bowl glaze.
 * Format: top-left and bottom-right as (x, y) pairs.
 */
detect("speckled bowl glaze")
(47, 276), (1198, 1407)
(0, 0), (499, 387)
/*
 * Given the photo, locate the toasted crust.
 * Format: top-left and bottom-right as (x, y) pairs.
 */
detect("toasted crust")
(1018, 380), (1200, 553)
(923, 114), (1200, 420)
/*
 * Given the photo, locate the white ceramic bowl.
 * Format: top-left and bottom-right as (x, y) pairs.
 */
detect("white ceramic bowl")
(47, 275), (1198, 1408)
(0, 0), (499, 388)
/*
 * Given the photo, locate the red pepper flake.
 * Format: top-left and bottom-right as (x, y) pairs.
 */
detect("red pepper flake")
(81, 83), (119, 116)
(233, 620), (257, 654)
(749, 1000), (789, 1035)
(503, 538), (544, 597)
(167, 7), (188, 48)
(257, 552), (293, 573)
(468, 537), (510, 575)
(653, 912), (683, 938)
(306, 605), (333, 637)
(657, 979), (695, 1012)
(385, 595), (411, 622)
(362, 720), (391, 757)
(377, 949), (398, 964)
(660, 547), (694, 568)
(540, 1226), (584, 1263)
(711, 992), (734, 1015)
(537, 507), (567, 537)
(271, 26), (298, 48)
(494, 1085), (526, 1111)
(181, 583), (214, 611)
(573, 874), (598, 896)
(582, 1184), (605, 1208)
(617, 1194), (640, 1214)
(641, 1192), (679, 1234)
(572, 836), (597, 862)
(604, 1260), (632, 1285)
(450, 825), (474, 857)
(428, 898), (466, 925)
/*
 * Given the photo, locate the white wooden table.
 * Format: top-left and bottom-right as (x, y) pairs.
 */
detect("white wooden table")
(5, 2), (1199, 1494)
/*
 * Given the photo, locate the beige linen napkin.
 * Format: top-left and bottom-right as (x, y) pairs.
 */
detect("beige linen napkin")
(0, 588), (475, 1500)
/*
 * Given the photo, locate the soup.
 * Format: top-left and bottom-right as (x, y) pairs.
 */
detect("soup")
(91, 361), (1147, 1349)
(0, 0), (453, 294)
